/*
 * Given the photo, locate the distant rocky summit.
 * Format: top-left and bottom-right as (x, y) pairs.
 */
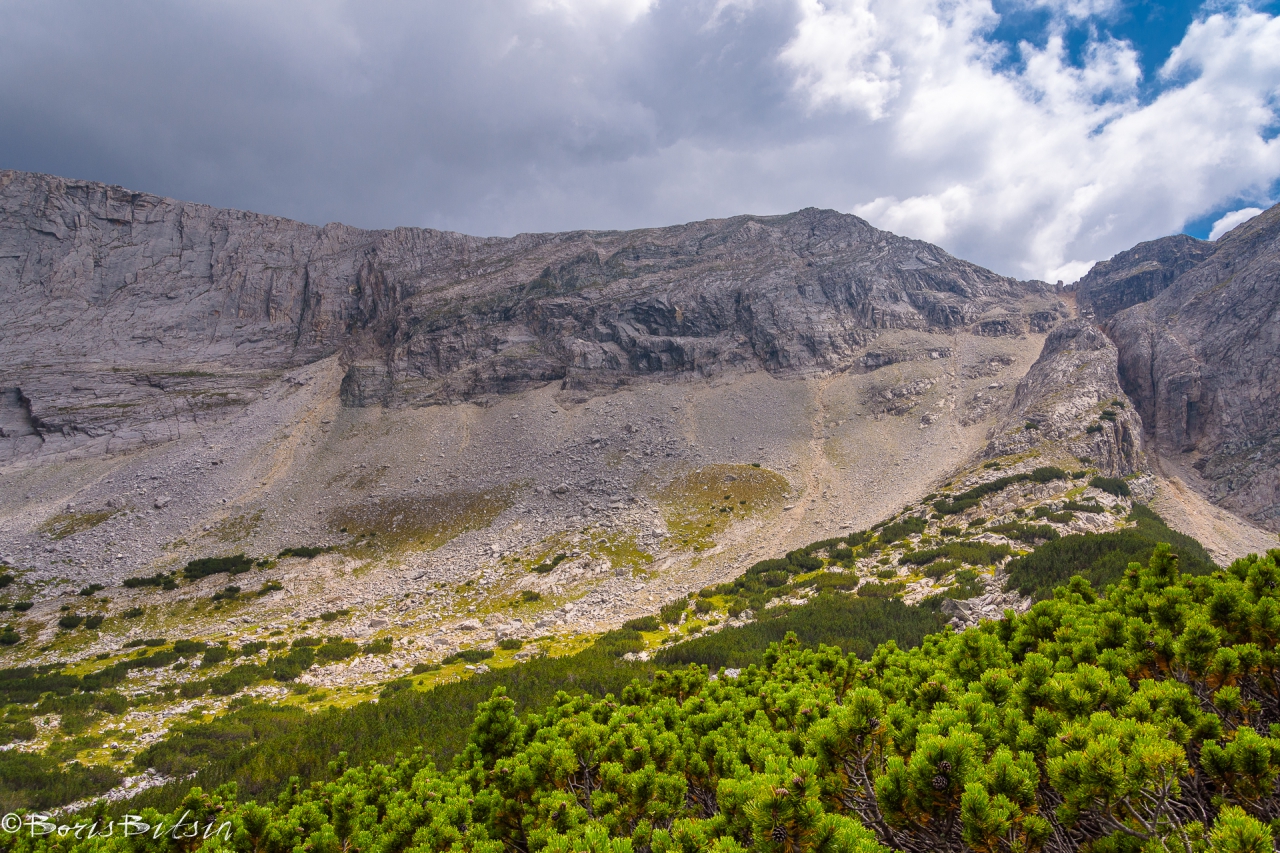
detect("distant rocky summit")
(983, 318), (1145, 477)
(1075, 233), (1215, 321)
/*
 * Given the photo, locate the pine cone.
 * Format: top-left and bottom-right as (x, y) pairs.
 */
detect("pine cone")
(771, 826), (788, 843)
(1145, 640), (1156, 650)
(937, 760), (952, 774)
(792, 775), (804, 788)
(932, 774), (949, 791)
(867, 717), (880, 730)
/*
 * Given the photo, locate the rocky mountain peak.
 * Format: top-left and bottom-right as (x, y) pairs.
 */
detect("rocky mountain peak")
(1075, 233), (1214, 321)
(0, 170), (1061, 461)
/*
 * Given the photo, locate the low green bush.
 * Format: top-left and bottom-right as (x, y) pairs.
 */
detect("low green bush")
(878, 516), (927, 543)
(857, 581), (904, 599)
(277, 546), (333, 559)
(659, 600), (687, 624)
(1090, 475), (1131, 497)
(933, 466), (1068, 514)
(443, 649), (494, 665)
(182, 554), (254, 580)
(795, 572), (860, 592)
(1005, 505), (1212, 599)
(531, 553), (569, 574)
(123, 572), (173, 589)
(200, 646), (230, 668)
(988, 522), (1060, 543)
(211, 585), (240, 602)
(316, 640), (359, 664)
(923, 560), (962, 580)
(902, 541), (1011, 567)
(622, 615), (660, 632)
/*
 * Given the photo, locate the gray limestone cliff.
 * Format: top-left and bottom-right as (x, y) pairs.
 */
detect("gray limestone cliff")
(1103, 204), (1280, 531)
(0, 170), (1055, 462)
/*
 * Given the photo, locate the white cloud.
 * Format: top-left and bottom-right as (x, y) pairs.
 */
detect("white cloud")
(776, 0), (1280, 279)
(531, 0), (656, 26)
(778, 0), (900, 118)
(1016, 0), (1121, 20)
(1209, 207), (1264, 239)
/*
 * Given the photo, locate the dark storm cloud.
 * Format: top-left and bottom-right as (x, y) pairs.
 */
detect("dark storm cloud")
(0, 1), (809, 233)
(0, 0), (1278, 280)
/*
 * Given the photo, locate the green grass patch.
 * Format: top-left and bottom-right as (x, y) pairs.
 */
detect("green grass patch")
(39, 510), (116, 540)
(330, 485), (518, 555)
(655, 464), (788, 549)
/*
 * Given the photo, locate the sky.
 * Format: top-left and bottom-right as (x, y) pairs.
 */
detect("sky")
(1, 0), (1278, 282)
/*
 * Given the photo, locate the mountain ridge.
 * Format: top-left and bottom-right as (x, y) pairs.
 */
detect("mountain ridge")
(1, 169), (1058, 461)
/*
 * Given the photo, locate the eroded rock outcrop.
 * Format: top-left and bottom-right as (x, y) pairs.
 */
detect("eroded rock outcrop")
(983, 319), (1144, 474)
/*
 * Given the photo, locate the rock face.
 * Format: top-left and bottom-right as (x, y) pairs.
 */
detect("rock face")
(0, 169), (1054, 462)
(1076, 233), (1215, 321)
(1103, 204), (1280, 531)
(983, 319), (1144, 475)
